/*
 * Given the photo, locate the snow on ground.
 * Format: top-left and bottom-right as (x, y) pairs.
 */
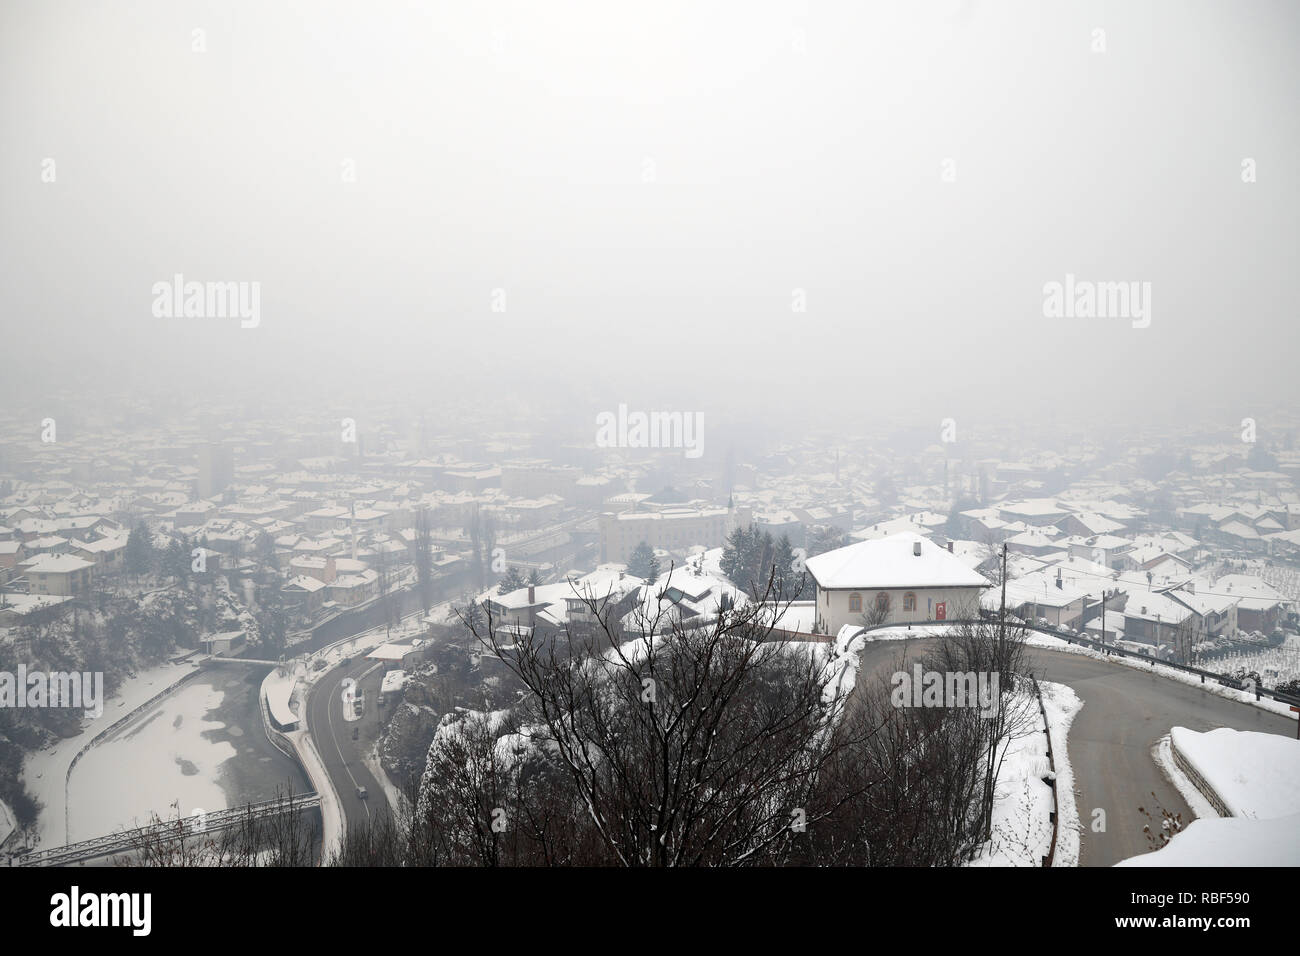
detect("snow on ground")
(264, 663), (302, 727)
(1116, 812), (1300, 866)
(362, 742), (405, 815)
(968, 688), (1054, 867)
(1041, 681), (1083, 867)
(964, 681), (1082, 867)
(1152, 734), (1219, 820)
(837, 623), (955, 653)
(1119, 727), (1300, 866)
(21, 659), (203, 848)
(66, 680), (235, 842)
(1197, 636), (1300, 688)
(1170, 727), (1300, 819)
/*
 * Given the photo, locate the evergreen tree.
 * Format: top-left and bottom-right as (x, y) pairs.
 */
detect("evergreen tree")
(627, 541), (660, 582)
(498, 566), (527, 594)
(807, 525), (848, 558)
(124, 520), (155, 579)
(254, 583), (289, 659)
(773, 534), (807, 600)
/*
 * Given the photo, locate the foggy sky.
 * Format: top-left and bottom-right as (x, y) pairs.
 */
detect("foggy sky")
(2, 0), (1297, 433)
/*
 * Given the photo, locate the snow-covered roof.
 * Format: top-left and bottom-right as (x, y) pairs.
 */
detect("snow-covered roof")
(805, 532), (990, 591)
(20, 553), (94, 574)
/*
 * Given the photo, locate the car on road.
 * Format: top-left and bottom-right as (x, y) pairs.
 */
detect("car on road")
(356, 786), (368, 800)
(352, 726), (359, 740)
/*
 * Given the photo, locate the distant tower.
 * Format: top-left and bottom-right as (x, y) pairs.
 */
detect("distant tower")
(197, 442), (233, 499)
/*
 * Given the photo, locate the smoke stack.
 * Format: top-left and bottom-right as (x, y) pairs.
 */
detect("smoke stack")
(913, 541), (922, 557)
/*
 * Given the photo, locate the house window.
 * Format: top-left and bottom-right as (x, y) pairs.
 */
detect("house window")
(848, 593), (862, 613)
(876, 593), (890, 613)
(903, 592), (917, 612)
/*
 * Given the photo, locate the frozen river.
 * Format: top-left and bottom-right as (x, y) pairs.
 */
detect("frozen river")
(66, 665), (310, 842)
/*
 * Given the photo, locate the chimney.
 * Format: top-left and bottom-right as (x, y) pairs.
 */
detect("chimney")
(946, 541), (954, 553)
(527, 584), (535, 605)
(1056, 569), (1063, 589)
(913, 541), (922, 557)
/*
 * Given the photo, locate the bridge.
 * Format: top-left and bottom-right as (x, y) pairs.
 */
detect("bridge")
(11, 792), (321, 867)
(203, 656), (288, 667)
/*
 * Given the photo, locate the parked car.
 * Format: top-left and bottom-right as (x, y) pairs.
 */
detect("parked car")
(352, 726), (359, 741)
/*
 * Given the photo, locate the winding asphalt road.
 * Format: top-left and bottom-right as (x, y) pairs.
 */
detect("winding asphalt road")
(850, 637), (1297, 866)
(306, 656), (390, 846)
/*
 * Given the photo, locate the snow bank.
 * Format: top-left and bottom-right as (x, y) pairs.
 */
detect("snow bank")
(1119, 726), (1300, 866)
(967, 689), (1053, 867)
(1170, 726), (1300, 820)
(1116, 812), (1300, 866)
(967, 681), (1083, 867)
(264, 665), (301, 729)
(1040, 681), (1084, 867)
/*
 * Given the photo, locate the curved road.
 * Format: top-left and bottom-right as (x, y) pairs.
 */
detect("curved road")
(306, 655), (392, 849)
(850, 637), (1296, 866)
(303, 617), (1297, 866)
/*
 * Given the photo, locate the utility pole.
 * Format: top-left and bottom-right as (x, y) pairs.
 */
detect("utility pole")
(1100, 590), (1106, 655)
(999, 543), (1008, 636)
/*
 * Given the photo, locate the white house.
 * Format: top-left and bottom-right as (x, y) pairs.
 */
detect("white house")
(805, 532), (990, 635)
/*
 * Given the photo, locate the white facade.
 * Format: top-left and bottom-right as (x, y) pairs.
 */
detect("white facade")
(815, 584), (984, 634)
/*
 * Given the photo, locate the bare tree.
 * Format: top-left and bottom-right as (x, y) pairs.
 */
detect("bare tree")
(117, 788), (320, 867)
(437, 568), (885, 866)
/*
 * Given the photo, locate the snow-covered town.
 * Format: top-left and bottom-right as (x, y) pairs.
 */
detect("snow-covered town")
(2, 0), (1296, 941)
(2, 399), (1298, 871)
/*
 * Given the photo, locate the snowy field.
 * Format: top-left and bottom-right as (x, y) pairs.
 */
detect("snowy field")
(1197, 635), (1300, 687)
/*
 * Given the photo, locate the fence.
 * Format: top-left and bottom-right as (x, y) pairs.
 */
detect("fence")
(1030, 675), (1059, 867)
